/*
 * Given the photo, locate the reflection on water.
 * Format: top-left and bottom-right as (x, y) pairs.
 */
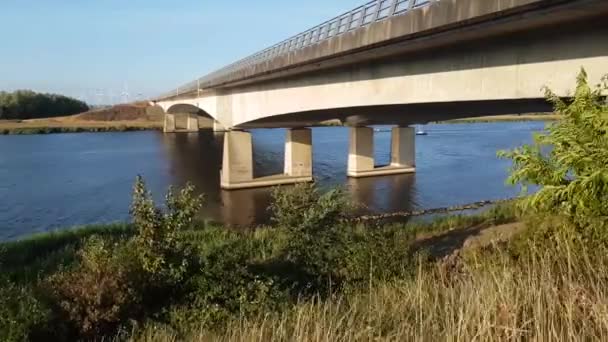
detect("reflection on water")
(158, 130), (420, 226)
(0, 122), (544, 240)
(348, 174), (417, 215)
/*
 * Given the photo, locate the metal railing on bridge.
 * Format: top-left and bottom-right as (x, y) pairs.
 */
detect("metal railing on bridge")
(161, 0), (439, 99)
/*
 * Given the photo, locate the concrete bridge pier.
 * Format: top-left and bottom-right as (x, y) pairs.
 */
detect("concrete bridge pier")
(163, 113), (200, 133)
(213, 120), (227, 132)
(390, 127), (416, 170)
(347, 126), (415, 178)
(220, 128), (313, 190)
(163, 114), (177, 133)
(186, 114), (199, 132)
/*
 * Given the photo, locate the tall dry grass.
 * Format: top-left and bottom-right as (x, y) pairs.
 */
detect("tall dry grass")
(135, 235), (608, 342)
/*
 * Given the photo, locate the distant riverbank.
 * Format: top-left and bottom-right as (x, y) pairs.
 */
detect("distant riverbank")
(0, 103), (163, 134)
(440, 113), (560, 124)
(0, 104), (163, 135)
(0, 119), (161, 135)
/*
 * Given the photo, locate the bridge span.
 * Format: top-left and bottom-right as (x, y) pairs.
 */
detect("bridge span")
(154, 0), (608, 189)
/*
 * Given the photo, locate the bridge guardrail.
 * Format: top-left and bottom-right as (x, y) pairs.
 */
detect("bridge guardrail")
(161, 0), (438, 99)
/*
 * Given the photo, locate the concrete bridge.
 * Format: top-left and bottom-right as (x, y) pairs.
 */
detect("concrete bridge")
(154, 0), (608, 189)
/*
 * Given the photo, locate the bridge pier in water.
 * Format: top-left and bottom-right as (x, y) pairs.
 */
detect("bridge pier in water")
(163, 113), (199, 133)
(348, 126), (415, 178)
(163, 114), (176, 133)
(220, 128), (313, 190)
(186, 114), (199, 132)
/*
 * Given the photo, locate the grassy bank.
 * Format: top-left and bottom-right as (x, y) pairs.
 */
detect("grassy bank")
(0, 180), (521, 341)
(0, 119), (161, 135)
(157, 231), (608, 341)
(0, 103), (163, 135)
(0, 125), (159, 135)
(2, 185), (606, 341)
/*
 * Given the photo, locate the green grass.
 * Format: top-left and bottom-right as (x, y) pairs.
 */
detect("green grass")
(0, 202), (523, 341)
(0, 224), (133, 283)
(2, 201), (606, 341)
(149, 235), (608, 341)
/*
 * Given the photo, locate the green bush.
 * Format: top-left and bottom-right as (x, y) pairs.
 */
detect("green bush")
(169, 238), (286, 331)
(0, 281), (53, 342)
(270, 184), (414, 292)
(270, 184), (352, 288)
(48, 237), (143, 337)
(130, 175), (203, 285)
(44, 177), (204, 338)
(499, 70), (608, 238)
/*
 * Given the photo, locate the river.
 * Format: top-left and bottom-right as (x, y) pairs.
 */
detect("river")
(0, 122), (545, 241)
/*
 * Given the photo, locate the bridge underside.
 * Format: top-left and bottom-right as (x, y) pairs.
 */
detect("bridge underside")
(236, 98), (551, 128)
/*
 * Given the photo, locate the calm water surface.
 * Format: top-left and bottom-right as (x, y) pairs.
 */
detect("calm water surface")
(0, 122), (545, 241)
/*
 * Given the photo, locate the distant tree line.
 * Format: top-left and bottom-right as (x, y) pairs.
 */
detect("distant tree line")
(0, 90), (89, 120)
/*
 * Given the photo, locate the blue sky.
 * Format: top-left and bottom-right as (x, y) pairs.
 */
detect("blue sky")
(0, 0), (363, 104)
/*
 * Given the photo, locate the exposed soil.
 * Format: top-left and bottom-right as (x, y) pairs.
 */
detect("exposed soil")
(73, 102), (162, 122)
(0, 103), (164, 133)
(414, 222), (526, 260)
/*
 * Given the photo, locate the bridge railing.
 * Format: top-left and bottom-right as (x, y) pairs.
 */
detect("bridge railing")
(161, 0), (438, 99)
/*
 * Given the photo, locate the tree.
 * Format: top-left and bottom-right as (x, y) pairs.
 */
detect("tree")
(0, 90), (89, 120)
(499, 69), (608, 231)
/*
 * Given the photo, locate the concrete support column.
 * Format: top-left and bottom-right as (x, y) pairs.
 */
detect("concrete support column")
(347, 127), (375, 177)
(390, 126), (415, 168)
(284, 128), (312, 177)
(221, 131), (254, 188)
(348, 126), (415, 178)
(220, 129), (314, 190)
(163, 114), (176, 133)
(186, 114), (199, 132)
(213, 120), (227, 132)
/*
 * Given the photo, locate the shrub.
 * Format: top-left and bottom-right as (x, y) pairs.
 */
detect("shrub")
(169, 238), (286, 331)
(46, 177), (204, 338)
(270, 184), (414, 292)
(499, 70), (608, 237)
(0, 282), (52, 342)
(270, 184), (355, 289)
(130, 175), (203, 285)
(48, 237), (143, 337)
(270, 183), (352, 231)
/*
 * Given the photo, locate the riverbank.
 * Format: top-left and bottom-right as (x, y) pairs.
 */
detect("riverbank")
(0, 178), (524, 340)
(3, 194), (607, 341)
(0, 117), (162, 135)
(0, 103), (163, 135)
(0, 122), (161, 135)
(440, 113), (560, 123)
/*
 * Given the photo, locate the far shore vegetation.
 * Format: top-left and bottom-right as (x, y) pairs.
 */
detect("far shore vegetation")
(0, 100), (163, 135)
(440, 112), (561, 123)
(0, 90), (88, 120)
(0, 70), (606, 341)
